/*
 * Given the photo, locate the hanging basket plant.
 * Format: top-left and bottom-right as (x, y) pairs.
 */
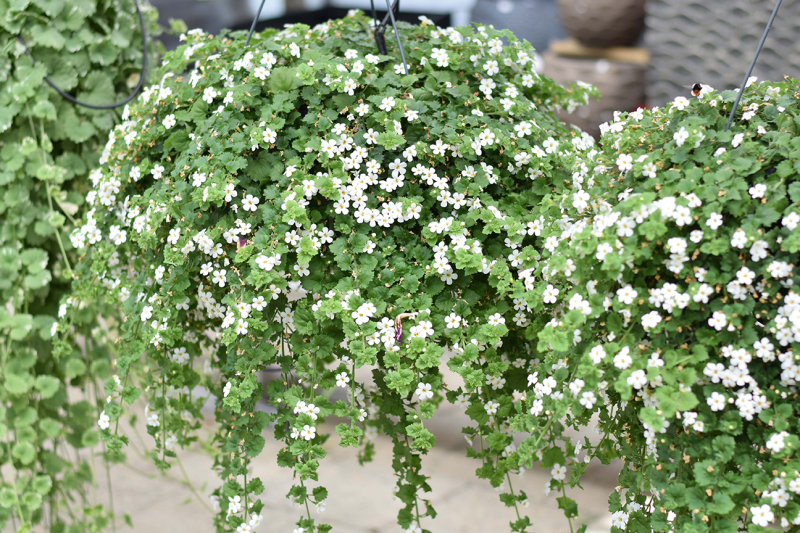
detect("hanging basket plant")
(66, 12), (596, 533)
(528, 79), (800, 531)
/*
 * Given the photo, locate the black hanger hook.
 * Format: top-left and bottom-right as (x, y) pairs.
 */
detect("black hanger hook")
(370, 0), (409, 75)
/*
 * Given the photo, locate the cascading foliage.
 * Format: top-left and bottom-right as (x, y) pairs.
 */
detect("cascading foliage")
(0, 0), (161, 531)
(65, 12), (598, 533)
(529, 79), (800, 532)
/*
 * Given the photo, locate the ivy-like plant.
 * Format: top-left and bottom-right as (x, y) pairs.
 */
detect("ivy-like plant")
(66, 12), (597, 533)
(524, 79), (800, 532)
(0, 1), (161, 531)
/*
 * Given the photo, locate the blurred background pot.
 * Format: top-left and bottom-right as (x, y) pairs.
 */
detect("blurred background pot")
(557, 0), (645, 48)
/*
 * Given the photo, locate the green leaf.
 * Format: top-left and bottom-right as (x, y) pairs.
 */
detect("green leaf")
(708, 492), (734, 515)
(711, 435), (735, 463)
(0, 487), (16, 508)
(32, 100), (56, 120)
(22, 491), (42, 510)
(12, 441), (36, 465)
(64, 358), (87, 379)
(405, 423), (435, 450)
(24, 269), (52, 290)
(269, 67), (296, 92)
(557, 496), (578, 518)
(32, 475), (52, 495)
(4, 373), (32, 395)
(244, 434), (266, 457)
(34, 376), (60, 399)
(33, 27), (66, 49)
(121, 385), (141, 404)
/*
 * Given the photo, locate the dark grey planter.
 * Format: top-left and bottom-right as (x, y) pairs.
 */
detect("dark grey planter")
(557, 0), (645, 48)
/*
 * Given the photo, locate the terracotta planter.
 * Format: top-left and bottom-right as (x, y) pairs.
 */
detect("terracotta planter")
(557, 0), (645, 48)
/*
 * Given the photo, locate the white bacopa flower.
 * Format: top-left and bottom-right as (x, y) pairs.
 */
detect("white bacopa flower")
(431, 47), (449, 67)
(730, 229), (747, 248)
(706, 391), (726, 411)
(708, 311), (727, 331)
(171, 347), (189, 364)
(672, 96), (690, 110)
(749, 183), (767, 198)
(550, 463), (566, 480)
(202, 86), (217, 103)
(529, 399), (543, 416)
(300, 425), (316, 440)
(572, 189), (590, 211)
(613, 347), (632, 369)
(750, 504), (774, 527)
(379, 96), (395, 111)
(479, 77), (496, 96)
(782, 211), (799, 230)
(766, 432), (787, 453)
(706, 212), (723, 230)
(616, 153), (633, 171)
(405, 523), (422, 533)
(543, 284), (559, 304)
(335, 372), (350, 387)
(241, 194), (260, 212)
(616, 285), (638, 305)
(595, 242), (613, 261)
(673, 127), (689, 146)
(444, 313), (462, 329)
(579, 391), (597, 409)
(98, 410), (110, 430)
(641, 161), (657, 178)
(487, 313), (505, 326)
(611, 511), (629, 529)
(750, 240), (769, 261)
(640, 311), (662, 329)
(588, 345), (606, 364)
(211, 269), (227, 287)
(415, 382), (434, 401)
(627, 369), (647, 390)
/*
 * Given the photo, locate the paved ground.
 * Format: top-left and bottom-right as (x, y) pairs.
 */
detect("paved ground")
(95, 399), (618, 533)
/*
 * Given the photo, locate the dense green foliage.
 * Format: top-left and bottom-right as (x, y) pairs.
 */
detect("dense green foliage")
(67, 12), (596, 532)
(0, 0), (160, 530)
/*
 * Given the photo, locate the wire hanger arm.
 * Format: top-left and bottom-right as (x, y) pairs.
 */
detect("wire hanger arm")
(725, 0), (783, 131)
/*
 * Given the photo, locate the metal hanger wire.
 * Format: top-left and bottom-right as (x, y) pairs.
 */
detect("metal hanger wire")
(244, 0), (267, 48)
(725, 0), (783, 131)
(370, 0), (409, 75)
